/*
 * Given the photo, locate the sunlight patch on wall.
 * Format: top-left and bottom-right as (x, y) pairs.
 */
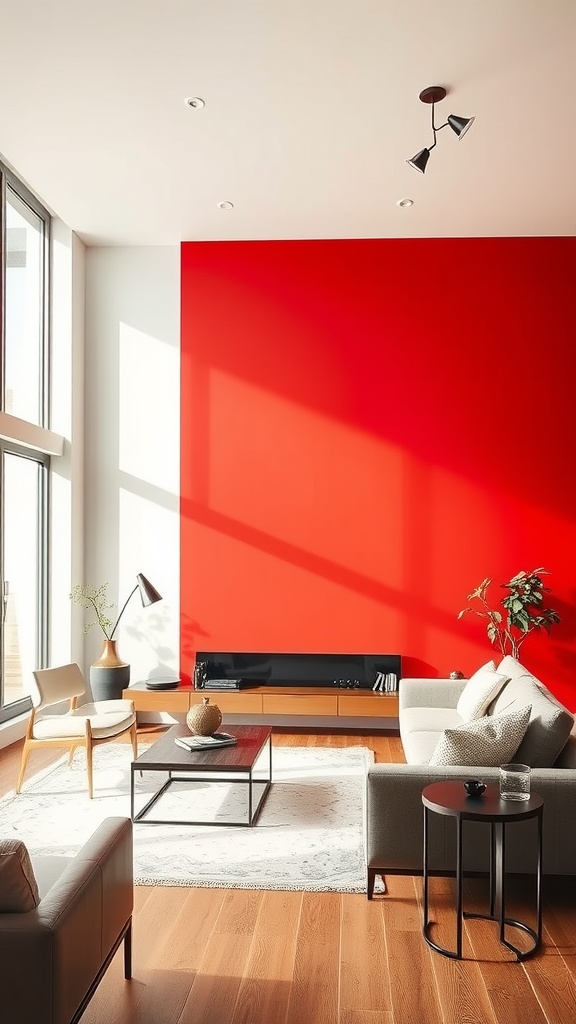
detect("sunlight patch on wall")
(119, 321), (179, 492)
(118, 486), (179, 679)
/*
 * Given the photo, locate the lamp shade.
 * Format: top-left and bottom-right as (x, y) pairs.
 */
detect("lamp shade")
(406, 148), (430, 174)
(136, 573), (162, 607)
(447, 114), (475, 139)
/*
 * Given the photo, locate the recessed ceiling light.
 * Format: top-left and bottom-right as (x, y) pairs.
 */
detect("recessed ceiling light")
(217, 201), (234, 211)
(397, 198), (414, 208)
(185, 96), (205, 109)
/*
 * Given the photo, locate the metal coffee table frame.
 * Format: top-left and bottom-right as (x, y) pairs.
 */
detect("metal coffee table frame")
(422, 782), (543, 961)
(131, 725), (272, 827)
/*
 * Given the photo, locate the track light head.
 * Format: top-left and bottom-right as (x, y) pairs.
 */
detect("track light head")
(447, 114), (475, 139)
(406, 148), (430, 174)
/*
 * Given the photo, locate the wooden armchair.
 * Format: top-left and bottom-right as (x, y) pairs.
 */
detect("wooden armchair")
(16, 663), (137, 798)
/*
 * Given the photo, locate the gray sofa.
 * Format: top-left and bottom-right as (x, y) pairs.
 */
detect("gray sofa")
(365, 657), (576, 897)
(0, 817), (133, 1024)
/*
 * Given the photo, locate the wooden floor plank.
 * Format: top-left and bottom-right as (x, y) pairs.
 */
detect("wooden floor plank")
(521, 922), (576, 1024)
(154, 887), (226, 971)
(411, 874), (498, 1024)
(340, 894), (391, 1012)
(378, 873), (421, 934)
(461, 879), (549, 1024)
(286, 892), (341, 1024)
(382, 877), (444, 1024)
(230, 889), (302, 1024)
(340, 1012), (393, 1024)
(178, 890), (260, 1024)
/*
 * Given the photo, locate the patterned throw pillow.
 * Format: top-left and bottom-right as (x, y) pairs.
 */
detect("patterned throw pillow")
(0, 839), (40, 912)
(429, 705), (532, 767)
(456, 661), (509, 722)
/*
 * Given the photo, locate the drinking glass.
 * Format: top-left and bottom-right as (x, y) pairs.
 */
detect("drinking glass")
(499, 763), (531, 801)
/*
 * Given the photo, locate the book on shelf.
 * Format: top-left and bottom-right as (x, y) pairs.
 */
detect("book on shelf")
(174, 732), (238, 751)
(201, 678), (242, 691)
(372, 672), (398, 693)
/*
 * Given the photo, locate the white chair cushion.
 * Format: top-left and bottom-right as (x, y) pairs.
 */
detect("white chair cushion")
(429, 705), (532, 767)
(456, 661), (509, 722)
(33, 701), (135, 740)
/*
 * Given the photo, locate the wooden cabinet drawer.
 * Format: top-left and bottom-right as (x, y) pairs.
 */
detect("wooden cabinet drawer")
(124, 689), (189, 713)
(338, 694), (399, 718)
(188, 692), (263, 714)
(262, 694), (339, 716)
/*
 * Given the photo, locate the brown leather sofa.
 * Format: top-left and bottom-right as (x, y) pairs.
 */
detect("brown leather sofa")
(0, 816), (133, 1024)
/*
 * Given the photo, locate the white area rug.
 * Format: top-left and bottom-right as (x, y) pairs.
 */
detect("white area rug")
(1, 744), (378, 893)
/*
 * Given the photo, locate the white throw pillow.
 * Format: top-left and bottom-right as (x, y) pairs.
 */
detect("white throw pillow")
(429, 705), (532, 767)
(456, 661), (509, 722)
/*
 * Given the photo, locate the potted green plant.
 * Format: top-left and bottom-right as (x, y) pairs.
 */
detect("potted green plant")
(70, 583), (130, 700)
(458, 567), (561, 660)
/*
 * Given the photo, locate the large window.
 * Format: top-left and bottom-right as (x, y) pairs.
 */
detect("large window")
(0, 161), (51, 724)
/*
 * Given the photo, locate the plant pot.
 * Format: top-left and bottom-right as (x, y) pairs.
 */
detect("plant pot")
(186, 696), (222, 736)
(90, 640), (130, 701)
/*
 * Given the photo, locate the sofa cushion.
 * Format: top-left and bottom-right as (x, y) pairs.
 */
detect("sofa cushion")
(0, 839), (40, 912)
(429, 705), (532, 767)
(492, 657), (574, 767)
(400, 707), (463, 764)
(456, 661), (509, 721)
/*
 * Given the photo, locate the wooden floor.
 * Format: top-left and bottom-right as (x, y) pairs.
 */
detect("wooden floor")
(2, 727), (576, 1024)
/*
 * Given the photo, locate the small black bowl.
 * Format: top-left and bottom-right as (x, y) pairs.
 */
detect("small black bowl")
(463, 779), (486, 798)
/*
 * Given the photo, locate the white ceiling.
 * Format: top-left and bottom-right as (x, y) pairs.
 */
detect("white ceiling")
(1, 0), (575, 246)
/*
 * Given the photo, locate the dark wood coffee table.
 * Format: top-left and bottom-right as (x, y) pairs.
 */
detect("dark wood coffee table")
(130, 724), (272, 826)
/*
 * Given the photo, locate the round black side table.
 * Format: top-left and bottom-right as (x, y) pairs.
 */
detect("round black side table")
(422, 781), (543, 961)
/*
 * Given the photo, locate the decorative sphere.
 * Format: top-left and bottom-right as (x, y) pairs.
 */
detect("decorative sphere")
(186, 696), (222, 736)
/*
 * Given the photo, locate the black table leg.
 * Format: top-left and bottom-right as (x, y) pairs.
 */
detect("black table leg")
(465, 814), (542, 961)
(456, 817), (463, 959)
(489, 820), (496, 918)
(423, 807), (463, 959)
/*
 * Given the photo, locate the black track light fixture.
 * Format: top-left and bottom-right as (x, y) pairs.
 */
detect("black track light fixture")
(407, 86), (475, 174)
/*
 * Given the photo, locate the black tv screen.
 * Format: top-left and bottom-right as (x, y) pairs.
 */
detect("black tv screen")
(195, 651), (401, 689)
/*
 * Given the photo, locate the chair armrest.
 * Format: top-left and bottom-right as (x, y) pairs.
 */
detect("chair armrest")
(400, 677), (467, 711)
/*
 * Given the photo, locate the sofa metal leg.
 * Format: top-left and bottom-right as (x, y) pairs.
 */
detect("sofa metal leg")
(367, 868), (376, 899)
(124, 920), (132, 979)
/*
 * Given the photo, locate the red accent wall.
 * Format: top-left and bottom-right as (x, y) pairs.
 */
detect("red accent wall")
(181, 237), (576, 708)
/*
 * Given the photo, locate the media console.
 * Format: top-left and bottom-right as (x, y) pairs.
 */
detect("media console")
(124, 652), (402, 724)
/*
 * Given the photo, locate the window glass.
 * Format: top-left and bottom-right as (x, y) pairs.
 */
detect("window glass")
(1, 450), (46, 718)
(0, 163), (50, 725)
(4, 185), (45, 424)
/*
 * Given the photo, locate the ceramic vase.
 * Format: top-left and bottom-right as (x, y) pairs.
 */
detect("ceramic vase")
(90, 639), (130, 701)
(186, 696), (222, 736)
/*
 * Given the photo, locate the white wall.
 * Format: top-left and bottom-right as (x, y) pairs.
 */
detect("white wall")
(50, 224), (86, 667)
(83, 246), (180, 685)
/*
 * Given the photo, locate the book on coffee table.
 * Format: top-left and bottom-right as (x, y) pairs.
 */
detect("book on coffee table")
(174, 732), (238, 751)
